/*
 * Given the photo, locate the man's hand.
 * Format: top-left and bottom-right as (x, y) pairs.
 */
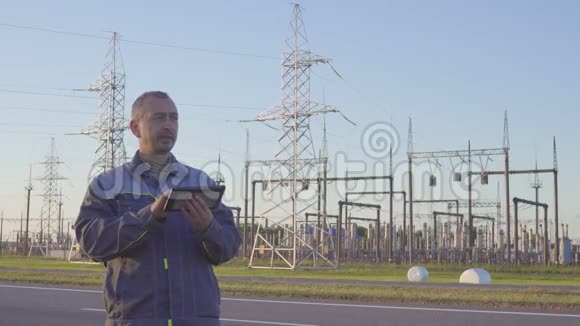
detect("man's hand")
(181, 195), (213, 232)
(150, 193), (170, 220)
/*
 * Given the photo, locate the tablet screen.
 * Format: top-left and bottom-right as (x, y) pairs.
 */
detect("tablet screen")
(164, 186), (225, 211)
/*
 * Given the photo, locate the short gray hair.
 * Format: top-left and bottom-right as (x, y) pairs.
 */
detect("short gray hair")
(131, 91), (171, 120)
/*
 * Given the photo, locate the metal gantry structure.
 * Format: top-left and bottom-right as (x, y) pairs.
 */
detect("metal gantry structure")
(513, 197), (549, 265)
(404, 113), (563, 265)
(238, 101), (568, 266)
(338, 201), (381, 264)
(407, 117), (507, 264)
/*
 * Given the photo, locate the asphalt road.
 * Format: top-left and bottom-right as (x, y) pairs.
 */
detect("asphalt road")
(0, 283), (578, 326)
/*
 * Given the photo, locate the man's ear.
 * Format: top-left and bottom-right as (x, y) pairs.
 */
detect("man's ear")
(130, 120), (141, 138)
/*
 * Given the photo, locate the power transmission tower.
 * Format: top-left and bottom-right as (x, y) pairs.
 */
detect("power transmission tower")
(216, 152), (225, 186)
(66, 32), (126, 263)
(36, 137), (65, 257)
(68, 32), (128, 182)
(244, 4), (343, 269)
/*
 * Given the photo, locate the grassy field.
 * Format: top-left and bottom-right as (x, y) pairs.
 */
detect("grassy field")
(1, 255), (579, 311)
(220, 281), (580, 311)
(218, 260), (580, 286)
(0, 256), (104, 271)
(1, 255), (579, 285)
(0, 269), (578, 311)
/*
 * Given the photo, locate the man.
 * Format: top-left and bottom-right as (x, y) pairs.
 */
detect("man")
(74, 91), (241, 326)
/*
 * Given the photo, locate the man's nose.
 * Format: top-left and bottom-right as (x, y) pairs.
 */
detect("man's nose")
(162, 117), (176, 129)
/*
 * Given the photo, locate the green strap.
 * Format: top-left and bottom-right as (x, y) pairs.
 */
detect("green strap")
(164, 258), (168, 270)
(167, 319), (173, 326)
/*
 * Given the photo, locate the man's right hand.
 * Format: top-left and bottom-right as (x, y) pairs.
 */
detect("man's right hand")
(150, 193), (170, 220)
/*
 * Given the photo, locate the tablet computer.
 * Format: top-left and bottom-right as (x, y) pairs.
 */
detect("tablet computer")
(163, 185), (226, 211)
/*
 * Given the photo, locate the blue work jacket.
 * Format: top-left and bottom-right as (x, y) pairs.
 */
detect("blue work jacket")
(74, 152), (241, 326)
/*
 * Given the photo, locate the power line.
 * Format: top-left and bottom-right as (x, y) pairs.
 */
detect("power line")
(0, 89), (97, 99)
(1, 103), (264, 115)
(0, 122), (87, 128)
(0, 22), (278, 60)
(0, 22), (108, 40)
(0, 81), (85, 92)
(178, 103), (264, 111)
(122, 39), (277, 60)
(0, 107), (257, 135)
(3, 116), (239, 134)
(0, 130), (59, 136)
(1, 106), (96, 115)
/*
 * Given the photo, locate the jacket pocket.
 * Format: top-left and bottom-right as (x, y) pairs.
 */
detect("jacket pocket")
(191, 260), (221, 318)
(103, 257), (124, 320)
(117, 252), (156, 319)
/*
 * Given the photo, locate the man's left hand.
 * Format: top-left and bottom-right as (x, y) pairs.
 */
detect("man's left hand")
(181, 195), (213, 232)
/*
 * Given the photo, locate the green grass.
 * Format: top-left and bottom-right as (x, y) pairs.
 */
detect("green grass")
(0, 269), (578, 311)
(2, 255), (579, 311)
(220, 281), (580, 311)
(215, 259), (580, 286)
(1, 255), (579, 286)
(0, 271), (102, 287)
(0, 255), (103, 272)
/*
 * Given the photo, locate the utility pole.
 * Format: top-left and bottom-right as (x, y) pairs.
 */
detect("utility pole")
(553, 137), (560, 264)
(503, 111), (511, 264)
(1, 211), (4, 254)
(407, 117), (414, 264)
(19, 211), (23, 253)
(243, 129), (250, 258)
(531, 160), (542, 253)
(25, 165), (33, 256)
(58, 190), (63, 246)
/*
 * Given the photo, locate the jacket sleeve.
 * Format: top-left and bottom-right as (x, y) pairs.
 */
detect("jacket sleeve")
(74, 176), (165, 262)
(200, 201), (242, 266)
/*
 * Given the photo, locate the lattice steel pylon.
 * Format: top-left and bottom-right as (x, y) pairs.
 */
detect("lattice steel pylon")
(69, 32), (127, 182)
(244, 4), (341, 269)
(67, 32), (127, 263)
(36, 137), (65, 256)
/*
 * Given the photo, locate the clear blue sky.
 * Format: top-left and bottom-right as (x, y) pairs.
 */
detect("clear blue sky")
(0, 1), (578, 242)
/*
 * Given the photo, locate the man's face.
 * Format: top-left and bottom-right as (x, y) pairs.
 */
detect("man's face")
(131, 97), (179, 155)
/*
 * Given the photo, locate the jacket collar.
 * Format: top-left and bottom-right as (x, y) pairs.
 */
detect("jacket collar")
(128, 150), (182, 177)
